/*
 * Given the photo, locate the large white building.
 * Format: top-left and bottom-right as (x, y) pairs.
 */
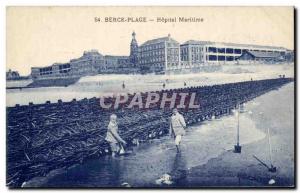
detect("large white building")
(180, 40), (289, 67)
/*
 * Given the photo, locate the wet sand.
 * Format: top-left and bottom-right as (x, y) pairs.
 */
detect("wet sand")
(184, 82), (294, 187)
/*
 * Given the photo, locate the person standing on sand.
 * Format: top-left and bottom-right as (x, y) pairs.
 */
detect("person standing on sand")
(169, 108), (186, 153)
(105, 114), (127, 157)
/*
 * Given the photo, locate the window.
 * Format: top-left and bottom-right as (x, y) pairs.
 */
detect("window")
(218, 55), (225, 61)
(217, 48), (225, 53)
(39, 67), (53, 75)
(208, 55), (217, 61)
(208, 47), (217, 53)
(226, 56), (234, 61)
(59, 64), (71, 73)
(234, 49), (242, 54)
(226, 48), (233, 54)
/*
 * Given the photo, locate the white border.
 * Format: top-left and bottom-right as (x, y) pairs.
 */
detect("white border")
(1, 0), (298, 193)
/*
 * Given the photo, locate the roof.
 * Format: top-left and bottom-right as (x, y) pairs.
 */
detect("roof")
(83, 50), (103, 57)
(70, 50), (104, 62)
(181, 40), (287, 50)
(181, 40), (212, 45)
(242, 50), (281, 58)
(141, 36), (179, 46)
(104, 55), (129, 59)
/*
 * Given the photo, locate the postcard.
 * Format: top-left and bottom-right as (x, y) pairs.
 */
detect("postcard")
(6, 6), (295, 188)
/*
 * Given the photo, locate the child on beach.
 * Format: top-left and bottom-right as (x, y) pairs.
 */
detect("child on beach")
(105, 114), (127, 157)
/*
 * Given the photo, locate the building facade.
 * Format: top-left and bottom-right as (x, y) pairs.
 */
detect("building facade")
(6, 69), (20, 80)
(31, 50), (105, 80)
(138, 34), (180, 73)
(70, 50), (105, 76)
(30, 32), (293, 79)
(180, 40), (288, 67)
(180, 40), (209, 69)
(31, 32), (140, 80)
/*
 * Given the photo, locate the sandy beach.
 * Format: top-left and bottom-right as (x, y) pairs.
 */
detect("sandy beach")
(21, 80), (294, 188)
(183, 82), (294, 187)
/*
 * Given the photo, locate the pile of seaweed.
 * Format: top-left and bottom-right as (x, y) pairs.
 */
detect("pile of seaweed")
(6, 78), (293, 187)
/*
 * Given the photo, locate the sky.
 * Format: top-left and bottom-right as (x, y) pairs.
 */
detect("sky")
(6, 6), (294, 75)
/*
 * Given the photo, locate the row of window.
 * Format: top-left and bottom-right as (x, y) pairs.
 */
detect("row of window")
(208, 47), (241, 54)
(167, 56), (179, 62)
(167, 62), (180, 67)
(208, 55), (237, 61)
(208, 47), (286, 55)
(139, 57), (165, 64)
(39, 67), (53, 75)
(139, 49), (165, 58)
(139, 43), (165, 52)
(151, 63), (164, 68)
(181, 46), (204, 55)
(140, 48), (179, 59)
(59, 64), (71, 73)
(181, 46), (286, 56)
(167, 49), (179, 55)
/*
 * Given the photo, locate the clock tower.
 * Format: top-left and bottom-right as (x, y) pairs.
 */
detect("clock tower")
(129, 31), (139, 66)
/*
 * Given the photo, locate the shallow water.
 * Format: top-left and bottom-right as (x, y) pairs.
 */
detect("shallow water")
(26, 108), (265, 187)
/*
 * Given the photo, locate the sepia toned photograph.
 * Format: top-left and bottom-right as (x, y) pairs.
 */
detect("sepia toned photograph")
(6, 6), (295, 188)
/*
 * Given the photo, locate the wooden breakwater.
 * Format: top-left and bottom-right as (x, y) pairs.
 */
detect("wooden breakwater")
(27, 77), (80, 88)
(6, 78), (293, 187)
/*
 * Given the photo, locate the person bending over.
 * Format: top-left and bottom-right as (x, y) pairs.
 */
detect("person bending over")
(105, 114), (127, 157)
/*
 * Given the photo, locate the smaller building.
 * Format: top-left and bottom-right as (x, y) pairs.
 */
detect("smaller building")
(180, 40), (210, 68)
(237, 50), (284, 64)
(6, 69), (20, 80)
(285, 50), (294, 63)
(31, 32), (140, 80)
(104, 55), (129, 72)
(31, 50), (105, 80)
(70, 49), (105, 76)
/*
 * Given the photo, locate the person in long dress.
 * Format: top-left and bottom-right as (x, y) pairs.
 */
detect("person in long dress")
(169, 109), (186, 153)
(105, 114), (127, 157)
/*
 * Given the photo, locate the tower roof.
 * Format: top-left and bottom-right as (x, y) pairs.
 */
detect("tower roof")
(131, 31), (138, 46)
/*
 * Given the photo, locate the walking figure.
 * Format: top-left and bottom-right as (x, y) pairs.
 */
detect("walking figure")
(122, 81), (125, 89)
(169, 108), (186, 153)
(105, 114), (127, 157)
